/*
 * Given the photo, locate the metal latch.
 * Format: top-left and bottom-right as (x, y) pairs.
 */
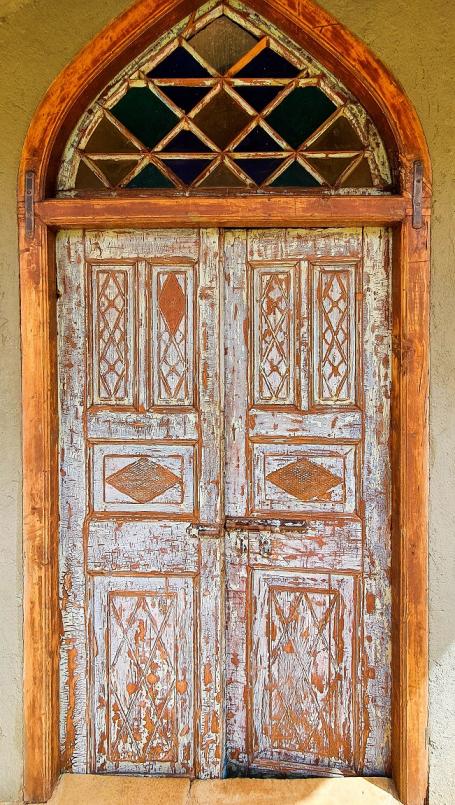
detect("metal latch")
(186, 523), (224, 540)
(231, 530), (248, 555)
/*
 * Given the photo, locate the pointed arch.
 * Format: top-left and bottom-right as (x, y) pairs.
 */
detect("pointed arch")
(18, 1), (430, 804)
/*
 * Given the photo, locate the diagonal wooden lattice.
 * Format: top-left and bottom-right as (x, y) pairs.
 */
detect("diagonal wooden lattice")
(157, 271), (188, 402)
(97, 270), (128, 400)
(59, 3), (391, 193)
(259, 272), (292, 401)
(266, 457), (342, 502)
(320, 271), (350, 401)
(268, 588), (339, 754)
(106, 456), (181, 503)
(108, 592), (178, 762)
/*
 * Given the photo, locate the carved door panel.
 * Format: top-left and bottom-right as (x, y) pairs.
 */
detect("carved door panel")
(224, 228), (391, 776)
(57, 229), (223, 776)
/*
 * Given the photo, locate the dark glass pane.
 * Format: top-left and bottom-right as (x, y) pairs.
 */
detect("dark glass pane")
(162, 157), (213, 184)
(235, 47), (299, 78)
(270, 160), (321, 187)
(198, 161), (247, 187)
(92, 158), (140, 186)
(267, 87), (337, 148)
(111, 88), (178, 148)
(311, 115), (364, 150)
(193, 89), (251, 149)
(189, 16), (257, 74)
(235, 157), (283, 185)
(341, 157), (373, 188)
(234, 126), (283, 152)
(233, 84), (282, 112)
(126, 162), (175, 188)
(161, 85), (209, 113)
(148, 46), (210, 78)
(85, 117), (138, 153)
(162, 130), (212, 153)
(304, 156), (355, 186)
(75, 159), (106, 190)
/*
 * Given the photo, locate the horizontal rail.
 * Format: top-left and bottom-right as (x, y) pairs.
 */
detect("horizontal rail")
(34, 193), (410, 228)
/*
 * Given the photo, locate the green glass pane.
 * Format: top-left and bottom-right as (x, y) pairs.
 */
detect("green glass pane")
(110, 88), (178, 148)
(304, 156), (355, 186)
(198, 161), (247, 187)
(270, 160), (321, 187)
(75, 159), (105, 190)
(92, 158), (140, 187)
(342, 157), (373, 188)
(85, 117), (138, 153)
(193, 89), (251, 149)
(189, 16), (257, 74)
(267, 87), (336, 148)
(126, 163), (175, 188)
(311, 116), (364, 151)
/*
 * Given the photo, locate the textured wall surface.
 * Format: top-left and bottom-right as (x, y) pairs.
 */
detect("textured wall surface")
(0, 0), (453, 802)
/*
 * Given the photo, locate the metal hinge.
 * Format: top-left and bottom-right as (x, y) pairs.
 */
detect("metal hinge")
(25, 170), (35, 240)
(412, 159), (424, 229)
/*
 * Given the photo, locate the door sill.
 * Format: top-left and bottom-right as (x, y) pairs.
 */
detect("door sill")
(39, 774), (400, 804)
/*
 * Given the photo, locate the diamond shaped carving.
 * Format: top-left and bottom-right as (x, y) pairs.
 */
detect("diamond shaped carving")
(106, 457), (181, 503)
(266, 457), (342, 502)
(159, 273), (186, 336)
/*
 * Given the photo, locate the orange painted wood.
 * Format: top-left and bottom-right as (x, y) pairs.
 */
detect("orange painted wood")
(17, 0), (431, 803)
(36, 195), (409, 228)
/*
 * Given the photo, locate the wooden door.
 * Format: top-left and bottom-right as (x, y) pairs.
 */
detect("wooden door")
(58, 226), (391, 779)
(224, 228), (391, 777)
(57, 229), (223, 777)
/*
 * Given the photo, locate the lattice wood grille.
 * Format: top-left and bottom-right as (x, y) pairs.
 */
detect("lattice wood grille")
(59, 1), (392, 193)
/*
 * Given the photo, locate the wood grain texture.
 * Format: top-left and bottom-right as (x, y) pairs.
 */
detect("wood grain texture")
(18, 0), (431, 802)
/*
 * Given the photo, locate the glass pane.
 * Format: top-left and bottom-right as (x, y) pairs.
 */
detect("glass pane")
(162, 157), (213, 184)
(75, 159), (106, 189)
(198, 161), (247, 187)
(310, 115), (364, 150)
(85, 117), (139, 153)
(234, 126), (283, 152)
(342, 157), (373, 187)
(189, 16), (257, 74)
(193, 89), (251, 149)
(92, 158), (140, 187)
(161, 86), (209, 113)
(162, 130), (213, 153)
(126, 162), (175, 188)
(111, 88), (178, 148)
(304, 155), (356, 186)
(148, 46), (210, 78)
(235, 157), (283, 185)
(233, 84), (282, 112)
(267, 87), (337, 148)
(269, 160), (321, 187)
(234, 46), (300, 78)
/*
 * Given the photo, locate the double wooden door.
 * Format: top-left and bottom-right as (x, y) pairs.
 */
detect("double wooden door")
(58, 227), (391, 779)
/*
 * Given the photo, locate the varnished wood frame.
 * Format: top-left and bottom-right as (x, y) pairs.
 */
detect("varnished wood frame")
(17, 0), (431, 803)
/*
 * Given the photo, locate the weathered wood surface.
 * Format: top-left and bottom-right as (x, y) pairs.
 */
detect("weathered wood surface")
(224, 227), (392, 776)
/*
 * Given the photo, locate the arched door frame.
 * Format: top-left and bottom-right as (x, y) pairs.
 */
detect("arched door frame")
(18, 1), (431, 803)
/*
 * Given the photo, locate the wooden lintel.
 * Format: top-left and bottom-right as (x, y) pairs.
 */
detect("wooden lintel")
(37, 194), (409, 228)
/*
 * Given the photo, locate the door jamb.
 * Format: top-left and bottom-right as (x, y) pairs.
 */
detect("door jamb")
(17, 1), (431, 803)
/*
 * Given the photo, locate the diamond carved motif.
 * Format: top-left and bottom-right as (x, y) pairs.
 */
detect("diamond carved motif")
(106, 456), (181, 504)
(266, 457), (342, 502)
(159, 273), (186, 336)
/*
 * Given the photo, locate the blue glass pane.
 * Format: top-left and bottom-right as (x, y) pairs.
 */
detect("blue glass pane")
(148, 47), (210, 78)
(162, 158), (212, 184)
(161, 86), (209, 113)
(233, 85), (282, 112)
(234, 126), (282, 152)
(162, 130), (212, 153)
(235, 157), (283, 185)
(235, 48), (299, 78)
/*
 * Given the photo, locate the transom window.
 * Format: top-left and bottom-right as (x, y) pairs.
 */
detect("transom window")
(58, 1), (392, 194)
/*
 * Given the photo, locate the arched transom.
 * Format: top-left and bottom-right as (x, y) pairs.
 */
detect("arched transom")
(58, 1), (392, 194)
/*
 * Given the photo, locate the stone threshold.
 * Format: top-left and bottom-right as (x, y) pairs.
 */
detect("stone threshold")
(33, 773), (400, 804)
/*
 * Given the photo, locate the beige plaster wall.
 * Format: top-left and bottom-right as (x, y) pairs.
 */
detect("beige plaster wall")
(0, 0), (453, 802)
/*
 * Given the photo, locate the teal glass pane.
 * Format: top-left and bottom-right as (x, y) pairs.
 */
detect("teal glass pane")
(111, 88), (178, 148)
(267, 87), (336, 148)
(126, 163), (175, 188)
(270, 161), (321, 187)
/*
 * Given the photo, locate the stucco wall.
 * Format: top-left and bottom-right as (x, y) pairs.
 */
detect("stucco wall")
(0, 0), (453, 802)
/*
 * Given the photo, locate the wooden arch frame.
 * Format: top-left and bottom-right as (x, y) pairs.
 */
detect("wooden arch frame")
(18, 0), (431, 803)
